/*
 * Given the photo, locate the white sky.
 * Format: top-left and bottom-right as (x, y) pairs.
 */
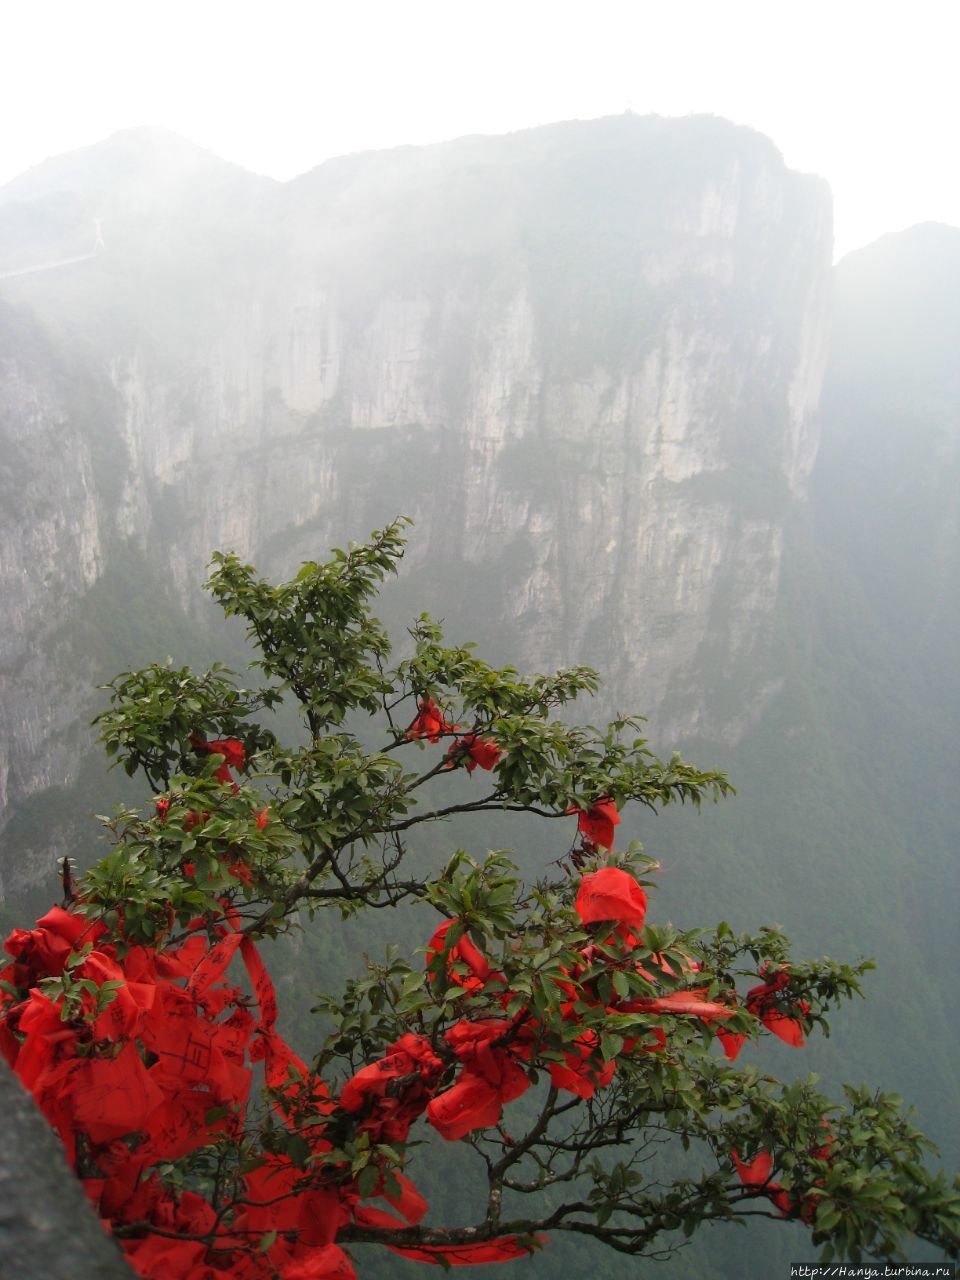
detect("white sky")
(1, 0), (957, 260)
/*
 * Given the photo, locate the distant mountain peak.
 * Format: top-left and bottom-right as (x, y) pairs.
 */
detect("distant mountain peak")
(0, 125), (276, 207)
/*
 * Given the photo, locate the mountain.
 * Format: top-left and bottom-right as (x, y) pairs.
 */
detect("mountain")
(0, 126), (275, 271)
(659, 218), (960, 1157)
(0, 118), (956, 1275)
(0, 115), (830, 891)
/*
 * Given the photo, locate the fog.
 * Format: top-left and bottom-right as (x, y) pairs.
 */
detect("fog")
(2, 0), (959, 259)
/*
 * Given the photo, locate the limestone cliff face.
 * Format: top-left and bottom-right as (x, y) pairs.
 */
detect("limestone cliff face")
(0, 116), (832, 878)
(0, 304), (109, 817)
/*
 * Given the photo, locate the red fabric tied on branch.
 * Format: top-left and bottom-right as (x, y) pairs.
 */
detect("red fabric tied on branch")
(144, 983), (247, 1081)
(237, 932), (280, 1032)
(406, 698), (456, 742)
(235, 1157), (347, 1249)
(733, 1148), (773, 1186)
(208, 737), (246, 769)
(630, 1026), (668, 1054)
(549, 1025), (616, 1099)
(340, 1033), (442, 1143)
(152, 931), (212, 979)
(190, 733), (246, 788)
(755, 1005), (808, 1047)
(277, 1246), (357, 1279)
(428, 1019), (530, 1141)
(94, 1166), (162, 1225)
(71, 1042), (165, 1143)
(715, 1025), (747, 1061)
(122, 1232), (210, 1278)
(6, 913), (258, 1179)
(8, 989), (83, 1160)
(732, 1148), (792, 1216)
(251, 1028), (318, 1101)
(227, 857), (256, 887)
(428, 1071), (506, 1141)
(0, 1003), (19, 1068)
(567, 797), (621, 850)
(634, 948), (700, 983)
(354, 1171), (429, 1234)
(78, 949), (156, 1041)
(142, 1090), (236, 1161)
(390, 1236), (540, 1265)
(426, 919), (500, 993)
(292, 1188), (351, 1251)
(120, 1186), (224, 1277)
(443, 733), (503, 773)
(235, 1157), (305, 1238)
(444, 1020), (531, 1098)
(745, 967), (809, 1047)
(810, 1123), (835, 1163)
(8, 988), (78, 1087)
(575, 867), (647, 927)
(391, 1031), (444, 1076)
(621, 989), (737, 1020)
(236, 929), (330, 1115)
(1, 900), (354, 1280)
(190, 734), (246, 768)
(186, 930), (245, 1002)
(3, 905), (103, 985)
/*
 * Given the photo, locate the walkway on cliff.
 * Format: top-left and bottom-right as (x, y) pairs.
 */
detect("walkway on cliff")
(0, 250), (101, 280)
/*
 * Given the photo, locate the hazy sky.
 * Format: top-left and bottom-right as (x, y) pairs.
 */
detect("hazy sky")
(2, 0), (957, 260)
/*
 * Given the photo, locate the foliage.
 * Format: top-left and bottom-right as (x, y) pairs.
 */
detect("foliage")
(2, 521), (957, 1280)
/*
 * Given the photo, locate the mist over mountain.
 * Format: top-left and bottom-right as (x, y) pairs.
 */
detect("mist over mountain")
(0, 116), (831, 840)
(0, 117), (956, 1276)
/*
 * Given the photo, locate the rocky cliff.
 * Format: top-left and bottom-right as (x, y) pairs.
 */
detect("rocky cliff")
(0, 116), (833, 888)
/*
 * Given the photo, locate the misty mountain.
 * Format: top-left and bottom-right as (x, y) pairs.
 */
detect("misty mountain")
(0, 117), (956, 1276)
(0, 116), (831, 850)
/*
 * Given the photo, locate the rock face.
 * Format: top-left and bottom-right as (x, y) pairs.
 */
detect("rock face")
(0, 116), (833, 888)
(0, 1059), (134, 1279)
(0, 304), (108, 816)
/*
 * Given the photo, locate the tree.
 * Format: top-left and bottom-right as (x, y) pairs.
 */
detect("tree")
(1, 520), (957, 1279)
